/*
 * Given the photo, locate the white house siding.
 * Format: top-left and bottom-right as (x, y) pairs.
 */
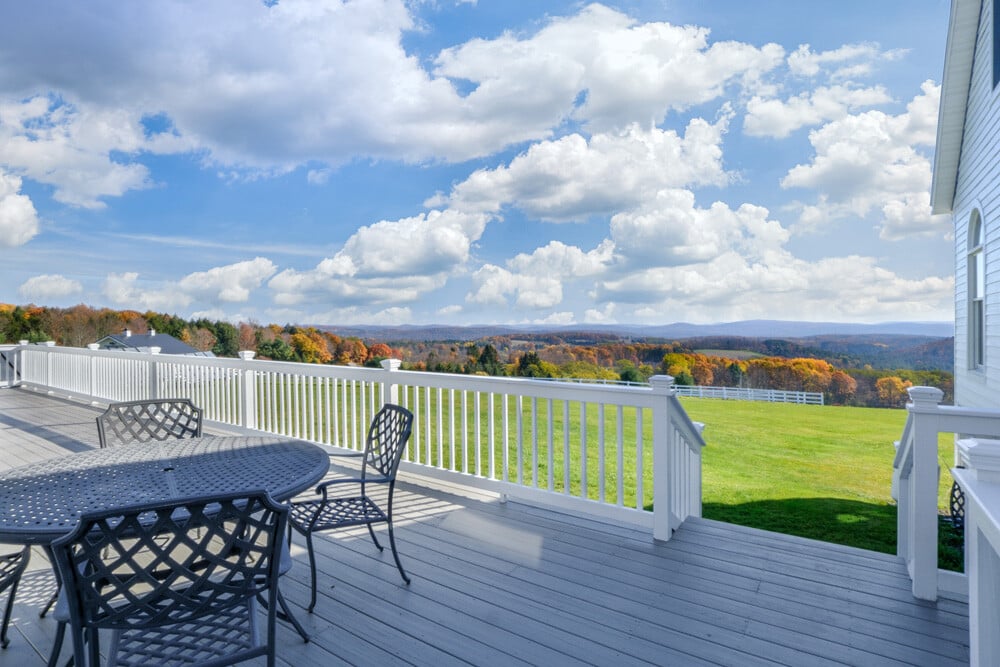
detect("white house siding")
(953, 0), (1000, 408)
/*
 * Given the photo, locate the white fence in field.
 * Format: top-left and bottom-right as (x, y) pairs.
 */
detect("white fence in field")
(671, 384), (824, 405)
(8, 343), (705, 541)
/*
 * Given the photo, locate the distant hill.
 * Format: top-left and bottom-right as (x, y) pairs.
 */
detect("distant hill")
(309, 321), (954, 372)
(312, 320), (954, 342)
(680, 334), (953, 371)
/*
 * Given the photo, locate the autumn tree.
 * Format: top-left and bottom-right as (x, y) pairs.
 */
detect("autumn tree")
(828, 370), (857, 405)
(335, 337), (368, 365)
(189, 327), (216, 352)
(238, 322), (257, 352)
(875, 376), (913, 408)
(291, 330), (332, 364)
(366, 342), (394, 365)
(691, 357), (715, 385)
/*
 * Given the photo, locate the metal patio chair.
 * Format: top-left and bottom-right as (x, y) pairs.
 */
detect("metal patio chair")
(40, 398), (206, 622)
(288, 403), (414, 612)
(92, 397), (310, 644)
(96, 398), (203, 447)
(50, 491), (288, 667)
(0, 545), (29, 649)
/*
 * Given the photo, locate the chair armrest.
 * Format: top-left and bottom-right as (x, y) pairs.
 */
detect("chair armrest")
(310, 475), (391, 505)
(313, 475), (391, 493)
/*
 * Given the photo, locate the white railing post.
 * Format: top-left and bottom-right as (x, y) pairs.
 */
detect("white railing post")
(43, 342), (53, 389)
(147, 348), (161, 399)
(380, 358), (401, 405)
(905, 385), (945, 601)
(87, 344), (100, 398)
(238, 351), (257, 430)
(650, 374), (675, 541)
(954, 438), (1000, 665)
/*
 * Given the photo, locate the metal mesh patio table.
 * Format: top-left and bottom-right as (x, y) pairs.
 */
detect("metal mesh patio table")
(0, 435), (331, 545)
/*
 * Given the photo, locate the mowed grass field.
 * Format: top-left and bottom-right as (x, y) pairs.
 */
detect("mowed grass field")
(679, 397), (962, 569)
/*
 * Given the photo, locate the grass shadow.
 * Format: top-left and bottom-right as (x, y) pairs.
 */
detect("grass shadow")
(702, 497), (963, 572)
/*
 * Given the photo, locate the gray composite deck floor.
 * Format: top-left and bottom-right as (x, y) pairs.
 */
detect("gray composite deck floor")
(0, 386), (970, 666)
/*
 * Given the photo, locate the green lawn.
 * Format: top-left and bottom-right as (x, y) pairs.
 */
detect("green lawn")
(680, 397), (962, 569)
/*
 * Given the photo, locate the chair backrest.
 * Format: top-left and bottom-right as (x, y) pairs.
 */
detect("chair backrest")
(51, 491), (287, 633)
(363, 404), (414, 480)
(97, 398), (203, 447)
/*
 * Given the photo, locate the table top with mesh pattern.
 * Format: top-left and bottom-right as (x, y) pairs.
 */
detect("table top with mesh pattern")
(0, 435), (330, 544)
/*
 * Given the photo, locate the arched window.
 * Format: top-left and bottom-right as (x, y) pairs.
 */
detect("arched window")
(969, 210), (985, 370)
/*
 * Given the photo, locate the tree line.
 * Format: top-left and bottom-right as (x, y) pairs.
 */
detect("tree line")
(0, 304), (951, 408)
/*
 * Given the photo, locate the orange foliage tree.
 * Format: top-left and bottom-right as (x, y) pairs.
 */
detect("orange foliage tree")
(875, 376), (913, 407)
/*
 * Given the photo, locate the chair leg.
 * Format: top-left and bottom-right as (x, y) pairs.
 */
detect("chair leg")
(0, 575), (18, 649)
(46, 621), (65, 667)
(276, 590), (309, 643)
(305, 533), (319, 613)
(39, 588), (59, 618)
(386, 521), (410, 585)
(40, 546), (58, 619)
(366, 523), (384, 552)
(1, 546), (29, 649)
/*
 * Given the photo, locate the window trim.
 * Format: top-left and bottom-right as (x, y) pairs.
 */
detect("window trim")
(969, 209), (985, 371)
(994, 0), (1000, 88)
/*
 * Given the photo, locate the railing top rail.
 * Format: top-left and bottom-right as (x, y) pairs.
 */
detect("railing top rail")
(387, 367), (667, 404)
(669, 394), (707, 451)
(20, 345), (675, 406)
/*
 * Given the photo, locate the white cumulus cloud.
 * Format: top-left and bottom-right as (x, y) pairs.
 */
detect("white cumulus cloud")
(780, 80), (949, 239)
(103, 272), (192, 312)
(0, 170), (39, 246)
(468, 240), (613, 309)
(440, 117), (732, 221)
(787, 43), (906, 79)
(178, 257), (277, 303)
(744, 85), (892, 138)
(18, 274), (82, 301)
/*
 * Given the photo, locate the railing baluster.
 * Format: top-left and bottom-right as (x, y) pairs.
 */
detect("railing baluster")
(580, 402), (588, 500)
(598, 403), (606, 503)
(530, 397), (537, 488)
(636, 408), (644, 510)
(563, 400), (570, 495)
(547, 400), (554, 492)
(449, 388), (456, 472)
(488, 392), (495, 479)
(617, 405), (624, 507)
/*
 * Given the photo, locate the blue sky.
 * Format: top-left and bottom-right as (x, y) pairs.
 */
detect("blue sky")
(0, 0), (954, 326)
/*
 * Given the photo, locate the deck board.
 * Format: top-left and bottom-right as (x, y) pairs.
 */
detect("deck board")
(0, 386), (970, 666)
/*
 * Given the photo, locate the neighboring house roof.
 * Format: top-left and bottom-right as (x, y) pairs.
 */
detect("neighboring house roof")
(95, 331), (215, 357)
(931, 0), (982, 215)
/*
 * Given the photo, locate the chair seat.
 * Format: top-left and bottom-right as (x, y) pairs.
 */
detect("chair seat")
(110, 598), (260, 666)
(290, 496), (387, 532)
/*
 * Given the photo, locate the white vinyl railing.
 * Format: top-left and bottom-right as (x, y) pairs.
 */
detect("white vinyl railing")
(892, 385), (1000, 600)
(0, 345), (19, 387)
(11, 344), (705, 540)
(671, 385), (824, 405)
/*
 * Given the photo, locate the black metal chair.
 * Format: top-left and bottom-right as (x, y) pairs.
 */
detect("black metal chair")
(0, 546), (29, 648)
(40, 398), (206, 622)
(96, 398), (203, 447)
(91, 397), (310, 644)
(50, 491), (287, 667)
(950, 479), (965, 534)
(288, 403), (414, 612)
